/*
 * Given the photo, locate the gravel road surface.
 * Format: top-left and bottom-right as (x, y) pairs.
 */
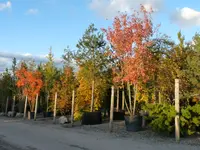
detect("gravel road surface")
(0, 117), (199, 150)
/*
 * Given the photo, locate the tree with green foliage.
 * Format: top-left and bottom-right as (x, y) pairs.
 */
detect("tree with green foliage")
(43, 47), (57, 112)
(75, 24), (111, 112)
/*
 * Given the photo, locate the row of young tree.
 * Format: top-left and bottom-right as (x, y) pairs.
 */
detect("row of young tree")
(0, 6), (200, 133)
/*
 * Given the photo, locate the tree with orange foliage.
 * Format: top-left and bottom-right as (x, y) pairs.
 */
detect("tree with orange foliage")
(16, 62), (43, 112)
(103, 5), (157, 118)
(50, 66), (76, 116)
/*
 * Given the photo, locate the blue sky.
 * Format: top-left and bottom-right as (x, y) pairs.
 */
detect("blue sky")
(0, 0), (200, 71)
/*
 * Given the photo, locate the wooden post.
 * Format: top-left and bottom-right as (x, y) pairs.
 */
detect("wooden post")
(12, 96), (16, 115)
(122, 89), (125, 110)
(5, 97), (9, 114)
(175, 79), (180, 142)
(53, 92), (57, 124)
(116, 87), (119, 112)
(90, 80), (95, 112)
(109, 86), (114, 132)
(46, 92), (49, 112)
(34, 94), (39, 121)
(71, 90), (75, 126)
(159, 92), (161, 104)
(23, 96), (28, 119)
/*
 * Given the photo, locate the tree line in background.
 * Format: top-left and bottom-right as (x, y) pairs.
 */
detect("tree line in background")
(0, 6), (200, 136)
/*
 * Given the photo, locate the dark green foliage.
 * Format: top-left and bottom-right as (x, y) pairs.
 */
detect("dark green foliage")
(144, 103), (200, 136)
(143, 104), (176, 135)
(180, 104), (200, 135)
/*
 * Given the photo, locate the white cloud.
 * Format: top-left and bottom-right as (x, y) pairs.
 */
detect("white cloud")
(89, 0), (163, 19)
(26, 9), (39, 15)
(0, 1), (11, 11)
(171, 7), (200, 28)
(0, 51), (63, 72)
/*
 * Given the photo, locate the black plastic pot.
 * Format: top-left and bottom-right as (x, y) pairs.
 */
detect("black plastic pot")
(81, 111), (102, 125)
(28, 111), (34, 120)
(43, 112), (53, 118)
(124, 115), (143, 132)
(113, 110), (125, 120)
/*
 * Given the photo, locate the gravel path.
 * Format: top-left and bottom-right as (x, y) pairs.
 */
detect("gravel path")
(0, 117), (199, 150)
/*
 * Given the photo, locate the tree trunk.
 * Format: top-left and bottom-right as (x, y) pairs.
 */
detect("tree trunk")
(71, 90), (75, 126)
(109, 86), (114, 132)
(127, 82), (132, 114)
(116, 87), (119, 112)
(154, 73), (159, 103)
(23, 96), (28, 119)
(122, 88), (125, 110)
(46, 92), (49, 112)
(90, 80), (95, 112)
(133, 84), (137, 116)
(34, 94), (39, 121)
(53, 92), (57, 124)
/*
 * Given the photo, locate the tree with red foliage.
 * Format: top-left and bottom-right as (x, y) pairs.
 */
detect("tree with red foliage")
(103, 5), (157, 117)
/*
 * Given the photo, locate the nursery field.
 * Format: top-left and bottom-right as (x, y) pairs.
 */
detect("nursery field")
(0, 117), (199, 150)
(1, 4), (200, 149)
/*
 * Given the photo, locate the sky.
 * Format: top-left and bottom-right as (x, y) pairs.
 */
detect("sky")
(0, 0), (200, 72)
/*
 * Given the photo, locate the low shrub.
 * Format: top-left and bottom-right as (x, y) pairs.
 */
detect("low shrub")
(180, 104), (200, 135)
(143, 103), (200, 136)
(143, 104), (176, 135)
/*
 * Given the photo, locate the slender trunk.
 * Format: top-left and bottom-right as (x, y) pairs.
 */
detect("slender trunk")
(116, 87), (119, 112)
(5, 97), (9, 114)
(12, 96), (16, 114)
(23, 96), (28, 119)
(109, 86), (114, 132)
(133, 84), (137, 116)
(53, 92), (57, 124)
(71, 90), (75, 126)
(122, 88), (125, 110)
(91, 47), (95, 112)
(127, 82), (132, 114)
(46, 92), (49, 112)
(90, 80), (95, 112)
(34, 94), (39, 121)
(124, 96), (131, 115)
(154, 73), (159, 103)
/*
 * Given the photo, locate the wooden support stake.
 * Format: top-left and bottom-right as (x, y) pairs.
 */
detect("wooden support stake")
(116, 87), (119, 112)
(12, 96), (16, 115)
(90, 80), (95, 112)
(159, 92), (161, 104)
(34, 94), (39, 121)
(5, 97), (9, 114)
(175, 79), (180, 142)
(24, 96), (28, 119)
(71, 90), (75, 126)
(109, 86), (114, 132)
(53, 92), (57, 124)
(122, 89), (125, 110)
